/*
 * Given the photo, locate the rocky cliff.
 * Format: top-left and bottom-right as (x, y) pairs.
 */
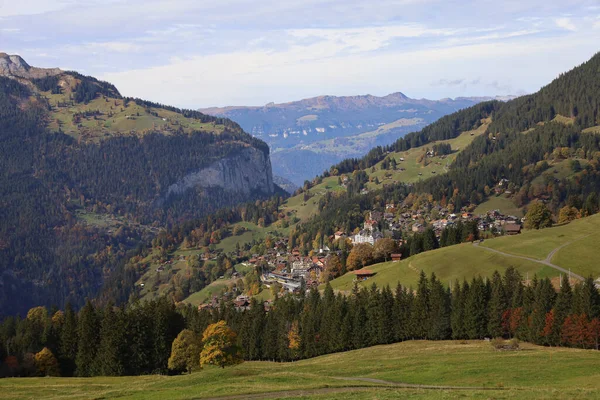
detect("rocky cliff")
(0, 53), (62, 79)
(166, 146), (274, 198)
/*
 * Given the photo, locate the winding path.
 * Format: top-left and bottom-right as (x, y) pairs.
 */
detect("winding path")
(473, 237), (590, 281)
(198, 377), (508, 400)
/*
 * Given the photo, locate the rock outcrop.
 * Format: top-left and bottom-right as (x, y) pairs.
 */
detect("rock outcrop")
(0, 53), (62, 79)
(166, 147), (274, 197)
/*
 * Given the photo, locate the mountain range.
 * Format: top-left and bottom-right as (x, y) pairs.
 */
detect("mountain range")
(201, 92), (515, 185)
(0, 53), (277, 316)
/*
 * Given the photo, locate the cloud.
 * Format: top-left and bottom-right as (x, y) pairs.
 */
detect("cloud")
(555, 17), (577, 31)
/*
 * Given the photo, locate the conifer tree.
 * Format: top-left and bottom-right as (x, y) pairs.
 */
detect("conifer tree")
(409, 271), (430, 339)
(550, 275), (573, 346)
(428, 274), (451, 340)
(464, 277), (488, 339)
(59, 302), (78, 376)
(488, 271), (507, 338)
(75, 300), (99, 377)
(95, 304), (126, 376)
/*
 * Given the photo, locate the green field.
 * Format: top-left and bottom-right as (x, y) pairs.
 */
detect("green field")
(4, 340), (600, 399)
(41, 77), (225, 141)
(329, 243), (557, 293)
(473, 195), (523, 217)
(283, 176), (345, 220)
(364, 119), (490, 190)
(329, 214), (600, 293)
(481, 213), (600, 265)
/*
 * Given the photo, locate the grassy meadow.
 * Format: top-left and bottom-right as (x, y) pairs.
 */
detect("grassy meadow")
(4, 340), (600, 399)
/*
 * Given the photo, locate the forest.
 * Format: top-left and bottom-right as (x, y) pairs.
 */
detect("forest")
(2, 267), (600, 378)
(0, 73), (275, 317)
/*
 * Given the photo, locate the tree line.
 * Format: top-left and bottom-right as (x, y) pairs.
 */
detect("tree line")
(3, 267), (600, 377)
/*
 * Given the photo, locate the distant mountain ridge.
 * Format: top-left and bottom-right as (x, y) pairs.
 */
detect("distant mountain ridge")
(202, 92), (515, 185)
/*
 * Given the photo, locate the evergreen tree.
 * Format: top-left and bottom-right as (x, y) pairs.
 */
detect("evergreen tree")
(95, 304), (126, 376)
(409, 271), (430, 339)
(75, 300), (99, 377)
(464, 277), (488, 339)
(550, 275), (572, 346)
(59, 303), (78, 376)
(428, 274), (451, 340)
(488, 271), (507, 338)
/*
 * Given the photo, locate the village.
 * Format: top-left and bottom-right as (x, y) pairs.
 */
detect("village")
(196, 193), (524, 311)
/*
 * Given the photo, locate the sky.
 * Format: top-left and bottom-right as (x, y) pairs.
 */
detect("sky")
(1, 0), (600, 108)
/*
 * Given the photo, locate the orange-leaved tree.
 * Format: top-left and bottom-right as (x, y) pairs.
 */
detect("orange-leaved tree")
(200, 321), (242, 369)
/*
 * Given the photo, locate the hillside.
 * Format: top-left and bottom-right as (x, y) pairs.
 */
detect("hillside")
(202, 92), (503, 185)
(0, 54), (276, 316)
(4, 340), (600, 399)
(329, 213), (600, 293)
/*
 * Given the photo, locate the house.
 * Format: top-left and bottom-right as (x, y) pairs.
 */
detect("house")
(391, 254), (402, 262)
(353, 269), (376, 281)
(334, 230), (347, 240)
(370, 211), (383, 222)
(411, 223), (425, 233)
(504, 223), (521, 235)
(352, 230), (383, 245)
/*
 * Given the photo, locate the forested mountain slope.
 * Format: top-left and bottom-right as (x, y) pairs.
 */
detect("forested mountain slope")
(0, 54), (277, 316)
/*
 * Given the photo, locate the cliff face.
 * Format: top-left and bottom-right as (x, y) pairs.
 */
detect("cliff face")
(167, 146), (274, 197)
(0, 53), (62, 79)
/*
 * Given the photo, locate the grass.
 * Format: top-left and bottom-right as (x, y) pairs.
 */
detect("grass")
(530, 158), (589, 187)
(4, 340), (600, 399)
(182, 279), (234, 306)
(41, 82), (225, 142)
(215, 221), (291, 254)
(582, 125), (600, 134)
(284, 176), (345, 220)
(328, 243), (557, 293)
(364, 119), (489, 190)
(328, 213), (600, 293)
(481, 213), (600, 266)
(473, 195), (523, 217)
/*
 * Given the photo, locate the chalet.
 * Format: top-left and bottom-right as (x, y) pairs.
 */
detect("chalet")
(353, 269), (376, 281)
(334, 230), (347, 240)
(385, 202), (395, 210)
(291, 259), (312, 277)
(504, 223), (521, 235)
(391, 254), (402, 262)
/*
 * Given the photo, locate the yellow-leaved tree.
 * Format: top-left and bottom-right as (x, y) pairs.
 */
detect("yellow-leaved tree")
(168, 329), (201, 374)
(288, 321), (301, 360)
(35, 347), (60, 376)
(200, 321), (242, 369)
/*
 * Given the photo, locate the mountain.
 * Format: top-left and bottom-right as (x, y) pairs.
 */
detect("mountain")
(201, 93), (511, 185)
(0, 54), (277, 316)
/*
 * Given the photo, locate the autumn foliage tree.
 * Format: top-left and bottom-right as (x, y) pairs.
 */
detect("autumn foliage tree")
(200, 321), (242, 369)
(168, 329), (201, 374)
(35, 347), (60, 377)
(346, 243), (374, 271)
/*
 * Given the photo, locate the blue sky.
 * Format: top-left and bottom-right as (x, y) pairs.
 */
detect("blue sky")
(1, 0), (600, 108)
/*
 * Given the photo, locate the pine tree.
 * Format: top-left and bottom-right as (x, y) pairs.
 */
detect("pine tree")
(488, 271), (507, 338)
(95, 304), (126, 376)
(550, 275), (572, 346)
(428, 274), (451, 340)
(75, 300), (99, 377)
(409, 271), (430, 339)
(451, 280), (466, 339)
(59, 302), (78, 376)
(464, 277), (488, 339)
(530, 278), (556, 344)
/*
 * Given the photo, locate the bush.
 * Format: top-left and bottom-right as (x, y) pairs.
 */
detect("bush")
(491, 338), (520, 351)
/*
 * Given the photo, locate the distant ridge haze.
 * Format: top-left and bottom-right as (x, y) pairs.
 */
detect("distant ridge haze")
(201, 91), (517, 185)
